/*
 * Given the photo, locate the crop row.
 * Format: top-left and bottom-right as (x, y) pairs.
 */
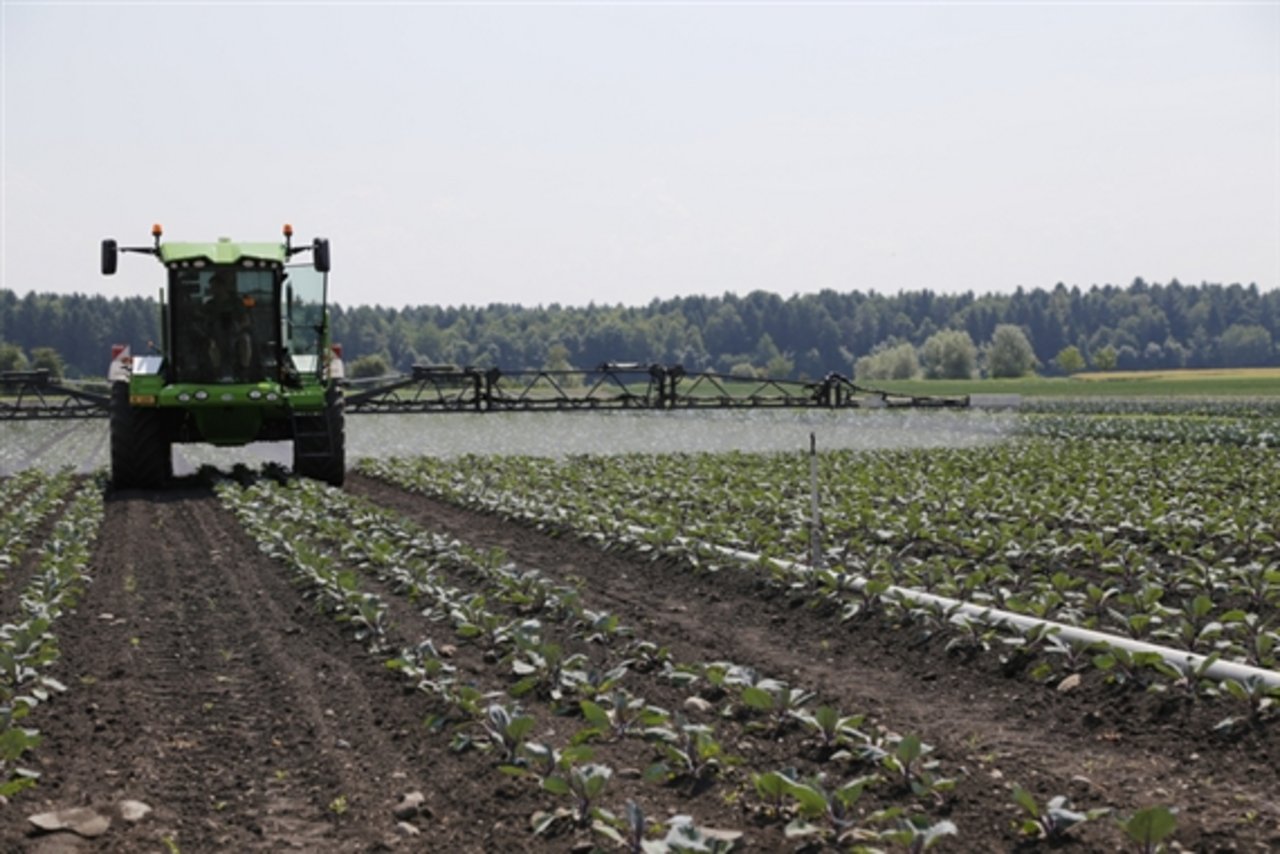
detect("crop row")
(0, 473), (105, 797)
(0, 470), (76, 580)
(357, 439), (1280, 716)
(1017, 397), (1280, 418)
(1018, 413), (1278, 446)
(216, 475), (980, 850)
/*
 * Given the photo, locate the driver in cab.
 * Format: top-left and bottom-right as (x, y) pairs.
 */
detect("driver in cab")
(203, 271), (255, 381)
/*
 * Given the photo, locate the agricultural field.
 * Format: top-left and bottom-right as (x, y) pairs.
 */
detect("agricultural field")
(0, 402), (1277, 851)
(870, 366), (1280, 398)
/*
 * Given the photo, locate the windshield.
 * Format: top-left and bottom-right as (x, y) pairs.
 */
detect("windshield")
(170, 266), (278, 383)
(283, 264), (327, 377)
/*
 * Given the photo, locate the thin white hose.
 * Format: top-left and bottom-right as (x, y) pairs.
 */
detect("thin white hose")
(627, 525), (1280, 690)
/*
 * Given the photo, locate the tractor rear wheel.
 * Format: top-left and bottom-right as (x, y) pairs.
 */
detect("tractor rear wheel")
(110, 382), (172, 489)
(292, 385), (345, 487)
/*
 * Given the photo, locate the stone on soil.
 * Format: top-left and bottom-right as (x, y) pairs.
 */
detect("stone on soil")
(28, 807), (111, 838)
(118, 800), (152, 823)
(393, 791), (425, 820)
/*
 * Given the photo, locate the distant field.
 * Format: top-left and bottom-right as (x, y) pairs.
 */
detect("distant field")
(867, 367), (1280, 398)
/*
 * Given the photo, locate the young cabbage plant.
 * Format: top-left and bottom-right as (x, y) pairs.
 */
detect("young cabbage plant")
(495, 567), (556, 614)
(944, 612), (999, 657)
(436, 683), (491, 724)
(1213, 677), (1278, 732)
(385, 639), (456, 691)
(510, 640), (589, 703)
(1012, 786), (1109, 840)
(580, 608), (630, 644)
(999, 620), (1059, 670)
(1119, 805), (1178, 854)
(842, 576), (892, 622)
(877, 815), (959, 852)
(1156, 594), (1226, 653)
(593, 800), (743, 854)
(516, 741), (574, 781)
(862, 734), (955, 800)
(1080, 582), (1120, 627)
(623, 640), (671, 674)
(1147, 652), (1220, 700)
(480, 702), (536, 763)
(572, 662), (633, 701)
(580, 691), (670, 742)
(341, 591), (389, 651)
(645, 718), (727, 785)
(658, 661), (701, 691)
(1043, 634), (1098, 674)
(792, 705), (866, 753)
(541, 761), (614, 827)
(751, 769), (797, 815)
(647, 813), (743, 853)
(452, 596), (540, 650)
(778, 773), (880, 844)
(1220, 611), (1279, 669)
(739, 681), (815, 733)
(590, 799), (651, 853)
(1091, 646), (1165, 688)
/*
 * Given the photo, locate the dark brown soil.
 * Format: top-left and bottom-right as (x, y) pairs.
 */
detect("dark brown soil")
(1, 474), (1276, 852)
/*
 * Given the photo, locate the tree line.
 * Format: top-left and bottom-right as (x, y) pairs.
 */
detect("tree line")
(1, 279), (1276, 382)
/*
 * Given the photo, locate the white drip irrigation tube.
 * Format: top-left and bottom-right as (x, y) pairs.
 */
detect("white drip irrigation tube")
(624, 524), (1280, 690)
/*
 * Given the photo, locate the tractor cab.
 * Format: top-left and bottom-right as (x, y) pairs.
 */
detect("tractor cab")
(164, 258), (328, 387)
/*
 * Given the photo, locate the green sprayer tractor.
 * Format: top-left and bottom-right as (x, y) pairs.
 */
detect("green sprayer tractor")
(100, 224), (345, 488)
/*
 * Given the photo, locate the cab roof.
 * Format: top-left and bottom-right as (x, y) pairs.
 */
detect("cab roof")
(159, 238), (287, 265)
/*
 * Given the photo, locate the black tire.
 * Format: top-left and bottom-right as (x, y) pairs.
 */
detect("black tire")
(293, 384), (345, 487)
(110, 382), (172, 489)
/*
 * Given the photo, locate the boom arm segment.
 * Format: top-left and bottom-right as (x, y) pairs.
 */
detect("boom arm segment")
(343, 364), (969, 414)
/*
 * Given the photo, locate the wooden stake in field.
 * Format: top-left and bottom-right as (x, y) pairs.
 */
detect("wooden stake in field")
(809, 432), (824, 569)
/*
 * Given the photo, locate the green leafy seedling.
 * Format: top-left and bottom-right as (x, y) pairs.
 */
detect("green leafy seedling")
(1121, 806), (1177, 853)
(1013, 786), (1108, 840)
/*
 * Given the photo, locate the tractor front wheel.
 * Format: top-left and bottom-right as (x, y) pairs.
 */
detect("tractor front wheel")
(110, 382), (172, 489)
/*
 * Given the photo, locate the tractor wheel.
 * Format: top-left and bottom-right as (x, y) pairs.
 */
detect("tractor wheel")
(110, 382), (172, 489)
(293, 385), (345, 487)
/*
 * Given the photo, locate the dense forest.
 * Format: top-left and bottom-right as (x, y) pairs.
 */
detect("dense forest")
(1, 279), (1276, 380)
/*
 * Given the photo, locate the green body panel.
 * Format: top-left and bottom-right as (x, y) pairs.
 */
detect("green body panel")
(127, 374), (327, 447)
(159, 240), (288, 266)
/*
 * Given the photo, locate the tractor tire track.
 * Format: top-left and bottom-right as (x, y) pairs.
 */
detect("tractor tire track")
(0, 488), (436, 852)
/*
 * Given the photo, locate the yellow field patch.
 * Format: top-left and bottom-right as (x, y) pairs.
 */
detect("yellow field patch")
(1073, 367), (1280, 382)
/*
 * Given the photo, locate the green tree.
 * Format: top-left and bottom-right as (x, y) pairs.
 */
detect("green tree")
(986, 325), (1037, 378)
(544, 343), (574, 372)
(0, 342), (26, 372)
(919, 329), (977, 379)
(1093, 345), (1118, 371)
(348, 353), (391, 378)
(1217, 323), (1272, 367)
(1053, 345), (1086, 375)
(854, 340), (919, 381)
(29, 346), (64, 382)
(544, 342), (582, 387)
(765, 352), (795, 377)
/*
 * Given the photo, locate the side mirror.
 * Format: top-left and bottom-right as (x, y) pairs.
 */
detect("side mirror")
(101, 239), (118, 275)
(312, 238), (331, 273)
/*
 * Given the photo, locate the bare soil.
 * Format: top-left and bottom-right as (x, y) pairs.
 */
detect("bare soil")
(0, 474), (1276, 852)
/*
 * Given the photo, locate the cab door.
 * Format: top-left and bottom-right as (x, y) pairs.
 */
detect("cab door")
(283, 263), (328, 379)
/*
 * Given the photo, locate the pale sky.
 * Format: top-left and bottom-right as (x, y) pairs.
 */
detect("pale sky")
(3, 1), (1278, 309)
